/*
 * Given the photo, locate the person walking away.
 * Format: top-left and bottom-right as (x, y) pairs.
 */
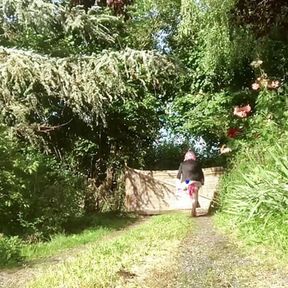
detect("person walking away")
(177, 150), (204, 217)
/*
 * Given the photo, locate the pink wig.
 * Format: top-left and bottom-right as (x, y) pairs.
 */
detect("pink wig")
(184, 151), (196, 161)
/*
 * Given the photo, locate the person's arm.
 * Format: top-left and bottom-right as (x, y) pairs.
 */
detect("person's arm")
(197, 162), (205, 185)
(177, 163), (182, 180)
(200, 167), (204, 185)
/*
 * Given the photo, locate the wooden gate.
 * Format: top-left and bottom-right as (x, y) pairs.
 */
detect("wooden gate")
(125, 167), (224, 215)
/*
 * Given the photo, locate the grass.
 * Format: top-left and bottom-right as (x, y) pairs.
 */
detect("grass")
(6, 213), (138, 267)
(215, 212), (288, 261)
(27, 213), (192, 288)
(216, 138), (288, 256)
(214, 213), (288, 288)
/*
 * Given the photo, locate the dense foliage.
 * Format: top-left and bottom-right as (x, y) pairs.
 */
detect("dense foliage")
(219, 136), (288, 252)
(169, 0), (288, 252)
(0, 0), (288, 262)
(0, 125), (84, 239)
(0, 0), (181, 247)
(0, 235), (22, 266)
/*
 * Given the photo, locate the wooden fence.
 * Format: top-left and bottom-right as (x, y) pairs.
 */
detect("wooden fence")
(124, 167), (224, 215)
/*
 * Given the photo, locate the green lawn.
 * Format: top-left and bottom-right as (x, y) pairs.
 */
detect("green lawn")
(28, 213), (193, 288)
(21, 213), (138, 263)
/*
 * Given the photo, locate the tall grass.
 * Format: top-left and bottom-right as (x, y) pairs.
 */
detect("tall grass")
(218, 136), (288, 253)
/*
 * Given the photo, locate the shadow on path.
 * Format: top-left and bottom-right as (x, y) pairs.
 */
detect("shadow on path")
(0, 215), (148, 288)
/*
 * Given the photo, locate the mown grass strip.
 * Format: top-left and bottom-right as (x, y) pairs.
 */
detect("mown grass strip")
(21, 213), (138, 263)
(28, 213), (192, 288)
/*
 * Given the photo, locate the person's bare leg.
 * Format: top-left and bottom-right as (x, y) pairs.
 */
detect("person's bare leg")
(191, 188), (199, 217)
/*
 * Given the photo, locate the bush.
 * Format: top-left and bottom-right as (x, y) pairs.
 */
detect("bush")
(0, 126), (85, 239)
(0, 235), (23, 266)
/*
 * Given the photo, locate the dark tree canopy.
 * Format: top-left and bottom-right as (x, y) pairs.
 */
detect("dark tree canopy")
(231, 0), (288, 38)
(70, 0), (133, 15)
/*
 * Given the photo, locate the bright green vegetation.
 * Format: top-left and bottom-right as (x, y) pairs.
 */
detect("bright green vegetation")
(28, 213), (192, 288)
(217, 136), (288, 255)
(215, 83), (288, 255)
(21, 213), (138, 262)
(1, 0), (288, 267)
(0, 213), (137, 268)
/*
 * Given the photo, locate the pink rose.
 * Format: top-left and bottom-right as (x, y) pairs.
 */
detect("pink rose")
(252, 83), (260, 90)
(233, 104), (252, 118)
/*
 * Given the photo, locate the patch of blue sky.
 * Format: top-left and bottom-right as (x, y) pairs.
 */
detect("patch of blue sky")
(154, 29), (171, 54)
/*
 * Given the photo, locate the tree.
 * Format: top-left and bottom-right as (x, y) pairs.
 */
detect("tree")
(231, 0), (288, 38)
(0, 0), (182, 216)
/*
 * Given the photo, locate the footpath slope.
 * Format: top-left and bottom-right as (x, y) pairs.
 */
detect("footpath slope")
(1, 214), (287, 288)
(145, 216), (288, 288)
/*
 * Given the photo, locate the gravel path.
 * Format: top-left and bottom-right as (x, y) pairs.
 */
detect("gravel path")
(116, 215), (288, 288)
(175, 216), (288, 288)
(1, 215), (287, 288)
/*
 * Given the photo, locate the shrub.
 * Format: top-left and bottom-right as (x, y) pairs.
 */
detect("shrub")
(0, 235), (23, 266)
(0, 126), (85, 239)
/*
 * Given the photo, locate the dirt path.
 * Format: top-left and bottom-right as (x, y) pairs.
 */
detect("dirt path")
(1, 215), (287, 288)
(145, 216), (288, 288)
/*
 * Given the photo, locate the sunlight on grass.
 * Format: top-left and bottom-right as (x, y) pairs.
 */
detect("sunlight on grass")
(28, 213), (192, 288)
(22, 228), (110, 261)
(216, 140), (288, 258)
(215, 213), (288, 262)
(21, 213), (138, 262)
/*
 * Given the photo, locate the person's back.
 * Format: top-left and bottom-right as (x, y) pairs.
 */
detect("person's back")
(177, 159), (204, 184)
(176, 150), (204, 217)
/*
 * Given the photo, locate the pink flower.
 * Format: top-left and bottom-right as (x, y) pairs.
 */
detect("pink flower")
(252, 83), (260, 90)
(269, 80), (280, 89)
(233, 104), (252, 118)
(252, 77), (280, 91)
